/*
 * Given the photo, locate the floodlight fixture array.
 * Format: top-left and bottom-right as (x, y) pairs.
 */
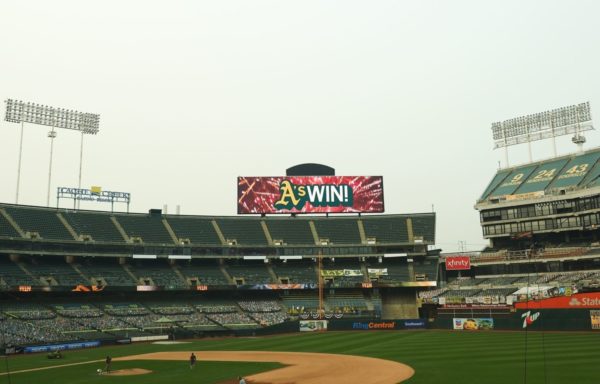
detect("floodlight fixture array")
(4, 99), (100, 206)
(5, 99), (100, 134)
(491, 102), (593, 166)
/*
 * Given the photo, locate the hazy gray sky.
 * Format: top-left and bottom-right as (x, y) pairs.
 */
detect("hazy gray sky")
(1, 1), (600, 252)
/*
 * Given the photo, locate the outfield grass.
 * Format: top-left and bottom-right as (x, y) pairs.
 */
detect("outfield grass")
(1, 330), (599, 384)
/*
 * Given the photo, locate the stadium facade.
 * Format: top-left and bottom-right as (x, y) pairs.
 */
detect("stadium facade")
(0, 201), (437, 349)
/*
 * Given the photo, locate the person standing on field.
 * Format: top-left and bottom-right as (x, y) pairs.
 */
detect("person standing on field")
(190, 352), (197, 369)
(105, 355), (112, 373)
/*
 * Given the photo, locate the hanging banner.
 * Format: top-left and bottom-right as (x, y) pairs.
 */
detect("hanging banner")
(321, 269), (363, 277)
(367, 268), (388, 276)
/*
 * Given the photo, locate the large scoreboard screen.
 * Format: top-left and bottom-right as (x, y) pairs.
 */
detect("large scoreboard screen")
(237, 176), (384, 214)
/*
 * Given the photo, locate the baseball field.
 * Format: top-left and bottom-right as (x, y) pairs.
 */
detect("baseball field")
(1, 330), (599, 384)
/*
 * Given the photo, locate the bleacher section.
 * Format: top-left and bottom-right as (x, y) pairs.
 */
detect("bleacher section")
(63, 211), (124, 242)
(282, 293), (320, 314)
(0, 204), (435, 253)
(24, 257), (86, 286)
(128, 260), (187, 288)
(179, 260), (230, 285)
(479, 147), (600, 201)
(5, 206), (72, 241)
(227, 261), (273, 284)
(367, 259), (410, 282)
(312, 218), (361, 244)
(413, 258), (438, 281)
(264, 218), (314, 245)
(326, 291), (369, 314)
(411, 215), (436, 243)
(78, 259), (136, 286)
(271, 260), (317, 284)
(362, 216), (409, 243)
(164, 216), (221, 245)
(0, 212), (20, 238)
(0, 257), (38, 286)
(215, 218), (267, 246)
(115, 214), (173, 244)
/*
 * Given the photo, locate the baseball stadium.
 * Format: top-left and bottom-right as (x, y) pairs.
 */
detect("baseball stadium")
(1, 100), (600, 384)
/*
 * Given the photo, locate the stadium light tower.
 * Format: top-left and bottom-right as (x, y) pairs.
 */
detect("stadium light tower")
(4, 99), (100, 206)
(491, 102), (593, 167)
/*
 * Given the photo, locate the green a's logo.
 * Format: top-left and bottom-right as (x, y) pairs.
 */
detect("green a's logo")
(274, 180), (353, 211)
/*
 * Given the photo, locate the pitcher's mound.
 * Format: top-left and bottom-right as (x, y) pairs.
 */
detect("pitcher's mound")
(106, 368), (152, 376)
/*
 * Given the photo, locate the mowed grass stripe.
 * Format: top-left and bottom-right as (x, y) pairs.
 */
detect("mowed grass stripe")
(1, 331), (599, 383)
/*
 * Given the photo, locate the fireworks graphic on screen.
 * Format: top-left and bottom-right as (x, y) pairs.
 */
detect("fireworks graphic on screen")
(237, 176), (384, 214)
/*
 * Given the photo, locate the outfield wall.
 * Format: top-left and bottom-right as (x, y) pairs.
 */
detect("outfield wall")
(433, 309), (597, 331)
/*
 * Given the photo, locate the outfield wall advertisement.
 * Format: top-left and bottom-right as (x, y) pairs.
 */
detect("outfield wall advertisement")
(237, 176), (384, 214)
(24, 341), (100, 353)
(300, 320), (328, 332)
(453, 318), (494, 330)
(591, 310), (600, 330)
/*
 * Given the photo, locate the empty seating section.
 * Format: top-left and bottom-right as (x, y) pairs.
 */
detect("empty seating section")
(115, 214), (173, 244)
(282, 293), (320, 314)
(128, 261), (187, 288)
(216, 218), (267, 245)
(514, 158), (568, 194)
(25, 258), (86, 286)
(195, 303), (237, 313)
(313, 218), (361, 244)
(480, 148), (600, 200)
(227, 262), (273, 284)
(147, 302), (194, 315)
(0, 213), (20, 238)
(480, 170), (511, 200)
(362, 216), (409, 243)
(180, 261), (229, 285)
(326, 292), (369, 313)
(63, 211), (124, 242)
(443, 271), (599, 294)
(479, 288), (517, 296)
(0, 258), (38, 286)
(548, 151), (600, 190)
(5, 206), (72, 240)
(78, 259), (136, 286)
(368, 260), (410, 282)
(436, 289), (482, 298)
(102, 303), (149, 316)
(413, 259), (438, 281)
(165, 217), (221, 245)
(411, 215), (435, 243)
(272, 261), (317, 284)
(205, 312), (258, 329)
(265, 218), (314, 245)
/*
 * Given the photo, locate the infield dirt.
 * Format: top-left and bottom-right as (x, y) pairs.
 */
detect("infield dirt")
(116, 351), (414, 383)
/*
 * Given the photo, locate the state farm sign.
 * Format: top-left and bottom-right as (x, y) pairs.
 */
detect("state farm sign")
(514, 292), (600, 309)
(445, 256), (471, 270)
